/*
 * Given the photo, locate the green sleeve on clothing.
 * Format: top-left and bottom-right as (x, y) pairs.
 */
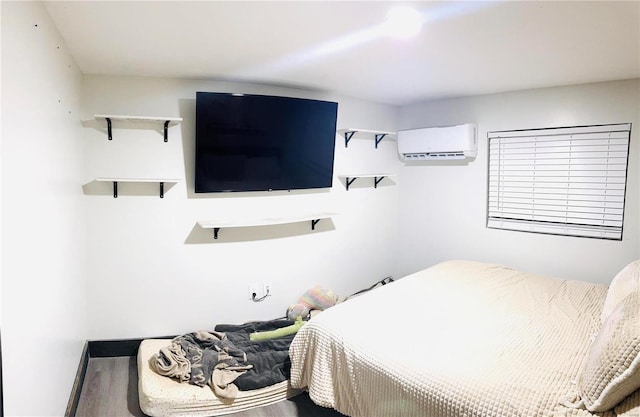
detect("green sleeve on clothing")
(249, 317), (305, 341)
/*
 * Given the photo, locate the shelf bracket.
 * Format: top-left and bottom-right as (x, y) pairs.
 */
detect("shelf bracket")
(163, 121), (170, 142)
(112, 181), (118, 198)
(311, 219), (320, 230)
(374, 133), (387, 149)
(346, 177), (357, 191)
(344, 131), (356, 148)
(106, 117), (113, 141)
(374, 176), (385, 188)
(213, 227), (220, 239)
(159, 182), (164, 198)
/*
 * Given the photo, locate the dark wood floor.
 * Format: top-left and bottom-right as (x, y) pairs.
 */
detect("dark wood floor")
(76, 356), (346, 417)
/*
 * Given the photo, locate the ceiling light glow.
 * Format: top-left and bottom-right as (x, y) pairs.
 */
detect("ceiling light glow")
(384, 6), (423, 39)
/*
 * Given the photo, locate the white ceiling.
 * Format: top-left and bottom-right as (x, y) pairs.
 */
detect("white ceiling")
(45, 1), (640, 106)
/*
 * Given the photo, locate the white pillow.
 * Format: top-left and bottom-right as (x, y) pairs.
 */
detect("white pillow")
(601, 260), (640, 324)
(579, 292), (640, 412)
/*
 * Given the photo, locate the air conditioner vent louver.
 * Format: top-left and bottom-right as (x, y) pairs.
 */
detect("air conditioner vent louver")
(403, 152), (466, 160)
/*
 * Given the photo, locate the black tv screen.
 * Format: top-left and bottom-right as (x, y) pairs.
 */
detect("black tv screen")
(195, 92), (338, 193)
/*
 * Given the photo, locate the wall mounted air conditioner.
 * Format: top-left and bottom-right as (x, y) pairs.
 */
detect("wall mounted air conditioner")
(397, 123), (477, 160)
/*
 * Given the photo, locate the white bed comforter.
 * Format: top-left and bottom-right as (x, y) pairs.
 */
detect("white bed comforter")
(289, 260), (640, 417)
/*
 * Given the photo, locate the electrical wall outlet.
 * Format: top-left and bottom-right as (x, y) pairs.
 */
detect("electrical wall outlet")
(248, 285), (258, 300)
(263, 282), (272, 297)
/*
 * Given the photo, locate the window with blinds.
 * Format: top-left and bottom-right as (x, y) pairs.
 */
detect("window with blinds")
(487, 123), (631, 240)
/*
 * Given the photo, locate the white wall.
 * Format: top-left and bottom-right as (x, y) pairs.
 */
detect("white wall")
(1, 2), (87, 416)
(397, 79), (640, 284)
(81, 75), (401, 339)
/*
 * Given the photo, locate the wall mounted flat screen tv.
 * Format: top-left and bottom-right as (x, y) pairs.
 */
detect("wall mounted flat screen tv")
(195, 92), (338, 193)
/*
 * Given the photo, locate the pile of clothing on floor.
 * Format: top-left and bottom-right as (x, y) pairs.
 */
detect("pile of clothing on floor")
(150, 319), (303, 399)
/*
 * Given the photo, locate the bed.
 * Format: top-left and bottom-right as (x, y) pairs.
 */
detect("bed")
(289, 260), (640, 417)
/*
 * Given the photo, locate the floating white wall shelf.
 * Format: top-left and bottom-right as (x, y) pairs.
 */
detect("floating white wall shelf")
(197, 212), (337, 239)
(96, 177), (181, 198)
(94, 114), (183, 142)
(337, 128), (397, 148)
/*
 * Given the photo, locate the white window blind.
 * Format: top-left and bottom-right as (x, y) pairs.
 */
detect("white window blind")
(487, 123), (631, 240)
